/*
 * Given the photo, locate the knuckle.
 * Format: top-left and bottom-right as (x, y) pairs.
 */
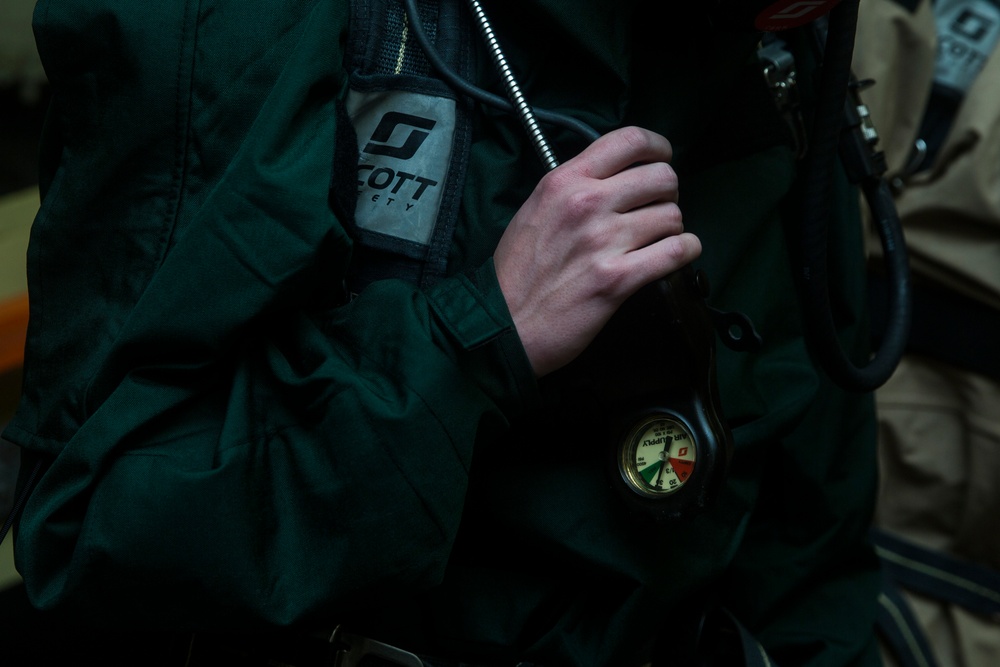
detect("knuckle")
(592, 256), (629, 294)
(665, 234), (700, 264)
(565, 186), (603, 219)
(665, 237), (688, 262)
(663, 202), (683, 228)
(615, 126), (650, 153)
(580, 223), (612, 252)
(535, 169), (564, 199)
(652, 162), (678, 189)
(613, 126), (672, 162)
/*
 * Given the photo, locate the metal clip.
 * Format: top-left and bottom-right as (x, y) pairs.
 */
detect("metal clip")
(889, 138), (928, 193)
(846, 78), (881, 149)
(758, 36), (808, 159)
(330, 626), (425, 667)
(759, 40), (797, 106)
(840, 75), (889, 185)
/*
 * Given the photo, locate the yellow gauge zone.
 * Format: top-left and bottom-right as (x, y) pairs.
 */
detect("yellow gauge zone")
(619, 415), (697, 497)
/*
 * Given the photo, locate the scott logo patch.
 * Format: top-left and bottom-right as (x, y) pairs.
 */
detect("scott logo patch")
(347, 90), (457, 246)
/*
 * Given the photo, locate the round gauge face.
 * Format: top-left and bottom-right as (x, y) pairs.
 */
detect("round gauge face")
(618, 415), (697, 498)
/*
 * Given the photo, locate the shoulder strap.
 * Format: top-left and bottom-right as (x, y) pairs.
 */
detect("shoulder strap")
(344, 0), (475, 292)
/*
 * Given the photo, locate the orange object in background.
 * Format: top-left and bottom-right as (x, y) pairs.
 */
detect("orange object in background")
(0, 293), (28, 374)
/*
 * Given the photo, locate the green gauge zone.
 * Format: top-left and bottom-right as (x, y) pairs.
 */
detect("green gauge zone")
(618, 414), (697, 498)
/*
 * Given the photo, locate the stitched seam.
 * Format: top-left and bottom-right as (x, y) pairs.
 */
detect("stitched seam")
(158, 0), (201, 268)
(394, 14), (409, 75)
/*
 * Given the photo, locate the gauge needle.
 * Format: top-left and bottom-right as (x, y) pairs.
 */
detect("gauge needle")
(654, 443), (668, 489)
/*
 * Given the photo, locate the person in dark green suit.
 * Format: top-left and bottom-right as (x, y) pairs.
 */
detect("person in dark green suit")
(3, 0), (882, 665)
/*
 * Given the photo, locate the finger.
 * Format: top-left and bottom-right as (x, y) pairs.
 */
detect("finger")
(616, 201), (684, 251)
(596, 202), (684, 257)
(605, 160), (679, 213)
(566, 126), (673, 181)
(623, 232), (702, 284)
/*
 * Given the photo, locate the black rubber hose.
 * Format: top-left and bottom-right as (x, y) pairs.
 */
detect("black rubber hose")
(401, 0), (601, 144)
(799, 0), (911, 392)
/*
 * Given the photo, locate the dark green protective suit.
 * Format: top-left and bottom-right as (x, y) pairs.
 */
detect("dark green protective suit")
(4, 1), (881, 665)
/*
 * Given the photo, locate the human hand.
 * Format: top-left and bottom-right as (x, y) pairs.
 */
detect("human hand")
(494, 126), (702, 377)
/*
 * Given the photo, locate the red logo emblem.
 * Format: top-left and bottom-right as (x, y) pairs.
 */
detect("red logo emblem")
(755, 0), (842, 31)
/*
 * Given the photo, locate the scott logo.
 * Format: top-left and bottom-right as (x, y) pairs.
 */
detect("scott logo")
(363, 112), (437, 160)
(952, 8), (996, 42)
(755, 0), (841, 31)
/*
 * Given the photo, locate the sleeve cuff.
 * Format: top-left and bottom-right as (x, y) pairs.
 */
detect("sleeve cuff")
(425, 258), (541, 416)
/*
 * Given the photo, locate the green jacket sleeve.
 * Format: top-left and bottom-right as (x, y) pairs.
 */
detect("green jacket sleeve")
(5, 0), (538, 629)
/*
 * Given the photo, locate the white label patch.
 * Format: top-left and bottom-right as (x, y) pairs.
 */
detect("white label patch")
(347, 89), (457, 246)
(934, 0), (1000, 94)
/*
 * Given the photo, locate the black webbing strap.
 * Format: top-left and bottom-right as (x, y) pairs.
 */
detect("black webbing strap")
(876, 574), (940, 667)
(873, 529), (1000, 619)
(872, 528), (1000, 667)
(344, 0), (474, 294)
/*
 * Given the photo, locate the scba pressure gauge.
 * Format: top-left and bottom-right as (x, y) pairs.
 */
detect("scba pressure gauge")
(618, 414), (697, 498)
(610, 403), (729, 521)
(560, 267), (754, 521)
